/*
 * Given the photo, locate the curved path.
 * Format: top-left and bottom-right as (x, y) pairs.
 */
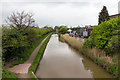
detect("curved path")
(4, 35), (49, 78)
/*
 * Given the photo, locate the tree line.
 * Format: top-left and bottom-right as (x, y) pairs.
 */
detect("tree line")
(2, 11), (53, 61)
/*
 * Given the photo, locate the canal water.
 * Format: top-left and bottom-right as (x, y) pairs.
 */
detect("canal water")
(35, 34), (113, 78)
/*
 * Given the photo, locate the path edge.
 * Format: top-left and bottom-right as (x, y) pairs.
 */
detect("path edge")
(29, 33), (52, 79)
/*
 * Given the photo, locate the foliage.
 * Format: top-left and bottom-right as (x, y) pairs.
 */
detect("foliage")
(83, 17), (120, 55)
(98, 6), (110, 24)
(2, 26), (52, 62)
(107, 65), (118, 76)
(59, 27), (67, 34)
(61, 34), (118, 76)
(2, 69), (18, 79)
(2, 27), (29, 61)
(10, 34), (49, 67)
(54, 25), (68, 34)
(82, 38), (95, 48)
(71, 26), (81, 31)
(105, 35), (119, 54)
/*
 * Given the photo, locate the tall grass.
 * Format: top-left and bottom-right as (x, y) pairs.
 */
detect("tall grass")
(60, 34), (118, 77)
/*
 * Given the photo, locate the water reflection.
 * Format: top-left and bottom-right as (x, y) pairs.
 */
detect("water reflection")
(69, 47), (114, 78)
(35, 34), (113, 78)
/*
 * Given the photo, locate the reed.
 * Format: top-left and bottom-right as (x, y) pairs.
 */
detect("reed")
(60, 34), (118, 76)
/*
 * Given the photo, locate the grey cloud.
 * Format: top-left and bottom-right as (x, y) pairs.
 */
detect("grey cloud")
(1, 0), (92, 2)
(1, 0), (119, 27)
(118, 1), (120, 13)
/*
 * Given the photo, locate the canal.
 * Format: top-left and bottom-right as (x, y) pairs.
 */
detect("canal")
(35, 34), (113, 78)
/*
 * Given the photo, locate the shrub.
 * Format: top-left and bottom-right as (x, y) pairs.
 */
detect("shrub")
(59, 27), (67, 34)
(83, 17), (120, 55)
(82, 39), (95, 48)
(2, 26), (52, 61)
(105, 35), (119, 55)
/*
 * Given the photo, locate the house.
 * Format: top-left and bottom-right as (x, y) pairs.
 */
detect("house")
(70, 26), (93, 38)
(79, 27), (86, 36)
(86, 26), (93, 37)
(109, 2), (120, 19)
(83, 29), (88, 38)
(109, 14), (120, 19)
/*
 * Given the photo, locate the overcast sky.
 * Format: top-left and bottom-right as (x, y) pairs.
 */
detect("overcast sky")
(1, 0), (120, 28)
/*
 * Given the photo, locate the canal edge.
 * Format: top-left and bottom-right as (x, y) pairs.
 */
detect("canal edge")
(60, 34), (117, 77)
(29, 33), (52, 79)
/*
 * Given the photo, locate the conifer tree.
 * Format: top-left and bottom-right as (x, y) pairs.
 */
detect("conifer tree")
(98, 6), (110, 25)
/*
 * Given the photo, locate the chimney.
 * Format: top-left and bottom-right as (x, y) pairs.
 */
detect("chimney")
(118, 1), (120, 14)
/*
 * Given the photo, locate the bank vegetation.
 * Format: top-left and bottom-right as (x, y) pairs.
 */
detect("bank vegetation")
(2, 11), (53, 78)
(60, 16), (119, 77)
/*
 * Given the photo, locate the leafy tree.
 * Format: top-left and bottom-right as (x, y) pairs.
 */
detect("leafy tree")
(71, 27), (80, 31)
(105, 35), (119, 54)
(83, 17), (120, 55)
(2, 27), (28, 60)
(98, 6), (110, 25)
(54, 26), (59, 32)
(59, 27), (67, 34)
(2, 11), (53, 61)
(2, 26), (52, 61)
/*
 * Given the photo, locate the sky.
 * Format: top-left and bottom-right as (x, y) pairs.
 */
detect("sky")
(0, 0), (120, 28)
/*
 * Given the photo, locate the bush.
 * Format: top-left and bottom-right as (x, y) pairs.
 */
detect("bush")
(59, 27), (67, 34)
(2, 26), (52, 61)
(83, 17), (120, 55)
(2, 27), (29, 61)
(107, 65), (118, 76)
(105, 35), (119, 55)
(82, 39), (95, 48)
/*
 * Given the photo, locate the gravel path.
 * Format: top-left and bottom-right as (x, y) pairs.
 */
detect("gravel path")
(4, 35), (49, 78)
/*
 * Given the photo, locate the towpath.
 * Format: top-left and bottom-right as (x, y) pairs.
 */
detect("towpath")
(4, 35), (49, 78)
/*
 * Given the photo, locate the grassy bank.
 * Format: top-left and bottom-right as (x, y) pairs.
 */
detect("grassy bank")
(29, 33), (52, 79)
(60, 34), (118, 77)
(2, 69), (18, 79)
(9, 33), (50, 67)
(2, 34), (51, 79)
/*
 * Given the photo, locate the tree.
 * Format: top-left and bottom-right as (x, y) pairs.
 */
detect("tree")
(6, 11), (35, 30)
(98, 6), (110, 25)
(59, 27), (67, 34)
(54, 26), (59, 33)
(83, 16), (120, 55)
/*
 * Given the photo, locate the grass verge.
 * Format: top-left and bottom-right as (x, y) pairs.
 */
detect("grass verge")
(10, 34), (50, 67)
(29, 34), (51, 79)
(2, 69), (18, 79)
(2, 34), (50, 79)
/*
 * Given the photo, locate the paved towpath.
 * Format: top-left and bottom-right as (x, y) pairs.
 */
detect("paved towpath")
(4, 35), (49, 78)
